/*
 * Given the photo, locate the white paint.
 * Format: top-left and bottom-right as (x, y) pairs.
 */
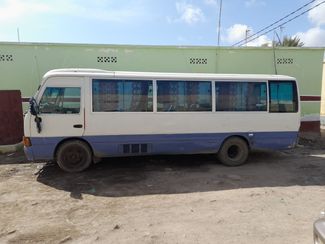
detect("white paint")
(25, 69), (301, 138)
(301, 114), (320, 121)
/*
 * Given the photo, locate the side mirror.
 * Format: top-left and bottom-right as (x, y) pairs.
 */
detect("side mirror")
(29, 97), (42, 133)
(29, 97), (39, 116)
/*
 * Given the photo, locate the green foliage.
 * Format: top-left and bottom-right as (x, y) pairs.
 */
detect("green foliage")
(276, 36), (304, 47)
(261, 36), (305, 47)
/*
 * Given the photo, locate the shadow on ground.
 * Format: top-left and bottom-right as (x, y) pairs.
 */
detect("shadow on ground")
(35, 149), (325, 198)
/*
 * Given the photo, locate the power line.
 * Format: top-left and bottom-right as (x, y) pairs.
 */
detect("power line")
(232, 0), (319, 46)
(236, 0), (325, 46)
(233, 0), (317, 46)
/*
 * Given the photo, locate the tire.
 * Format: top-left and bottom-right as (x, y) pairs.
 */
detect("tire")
(218, 137), (249, 167)
(56, 140), (92, 172)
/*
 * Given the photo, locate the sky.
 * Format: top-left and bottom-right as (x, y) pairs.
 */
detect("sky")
(0, 0), (325, 47)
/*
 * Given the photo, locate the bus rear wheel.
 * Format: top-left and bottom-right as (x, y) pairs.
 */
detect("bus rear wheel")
(218, 137), (249, 166)
(56, 140), (92, 172)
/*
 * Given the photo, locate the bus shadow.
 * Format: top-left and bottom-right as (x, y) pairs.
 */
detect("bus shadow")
(36, 150), (325, 198)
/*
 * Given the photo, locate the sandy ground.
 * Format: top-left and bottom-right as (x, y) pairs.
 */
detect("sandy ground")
(0, 138), (325, 244)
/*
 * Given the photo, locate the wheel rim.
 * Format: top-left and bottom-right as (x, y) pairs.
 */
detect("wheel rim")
(227, 145), (240, 159)
(61, 145), (88, 170)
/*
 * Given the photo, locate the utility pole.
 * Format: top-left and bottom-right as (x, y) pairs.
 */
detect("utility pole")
(217, 0), (222, 46)
(280, 26), (285, 40)
(245, 29), (250, 46)
(17, 28), (20, 42)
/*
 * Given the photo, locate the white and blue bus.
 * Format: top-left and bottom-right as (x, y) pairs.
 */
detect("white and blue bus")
(23, 69), (300, 172)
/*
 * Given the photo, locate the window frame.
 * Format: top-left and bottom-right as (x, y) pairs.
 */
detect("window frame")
(91, 78), (154, 113)
(214, 80), (268, 113)
(268, 80), (299, 113)
(156, 79), (213, 113)
(38, 86), (82, 115)
(89, 77), (299, 114)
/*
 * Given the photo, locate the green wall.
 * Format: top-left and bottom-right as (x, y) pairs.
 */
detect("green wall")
(0, 42), (324, 118)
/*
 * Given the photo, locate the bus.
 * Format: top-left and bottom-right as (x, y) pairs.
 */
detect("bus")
(23, 69), (300, 172)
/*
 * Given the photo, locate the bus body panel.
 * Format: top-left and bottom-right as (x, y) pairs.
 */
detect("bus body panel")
(84, 112), (300, 136)
(29, 77), (85, 137)
(25, 131), (298, 161)
(24, 69), (300, 161)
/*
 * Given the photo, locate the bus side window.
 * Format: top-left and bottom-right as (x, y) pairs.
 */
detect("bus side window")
(215, 82), (267, 112)
(269, 81), (298, 113)
(157, 80), (212, 112)
(39, 87), (81, 114)
(92, 79), (153, 112)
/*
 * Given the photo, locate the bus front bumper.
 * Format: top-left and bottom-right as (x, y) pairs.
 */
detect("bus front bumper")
(24, 146), (35, 161)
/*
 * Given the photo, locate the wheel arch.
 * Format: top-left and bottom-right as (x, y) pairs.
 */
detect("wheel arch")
(53, 137), (94, 159)
(219, 135), (251, 152)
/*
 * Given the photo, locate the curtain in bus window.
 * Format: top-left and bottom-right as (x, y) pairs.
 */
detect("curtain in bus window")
(215, 82), (267, 111)
(269, 81), (297, 112)
(92, 80), (123, 111)
(157, 81), (185, 111)
(123, 81), (153, 111)
(92, 79), (153, 112)
(186, 81), (212, 111)
(157, 81), (212, 112)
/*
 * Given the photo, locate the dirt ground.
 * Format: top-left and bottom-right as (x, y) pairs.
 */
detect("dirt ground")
(0, 136), (325, 244)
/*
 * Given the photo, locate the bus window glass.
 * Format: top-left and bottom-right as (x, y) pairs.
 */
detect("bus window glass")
(92, 79), (153, 112)
(157, 81), (212, 112)
(215, 82), (267, 111)
(269, 81), (298, 113)
(39, 87), (80, 114)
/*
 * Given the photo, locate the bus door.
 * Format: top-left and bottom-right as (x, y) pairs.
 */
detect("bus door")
(32, 77), (85, 137)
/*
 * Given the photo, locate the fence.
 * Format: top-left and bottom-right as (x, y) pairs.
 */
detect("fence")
(0, 90), (23, 145)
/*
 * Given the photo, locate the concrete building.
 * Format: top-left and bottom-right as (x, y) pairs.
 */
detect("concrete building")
(0, 42), (324, 130)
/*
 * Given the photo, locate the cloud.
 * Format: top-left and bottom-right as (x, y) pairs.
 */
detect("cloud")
(222, 1), (323, 47)
(204, 0), (217, 5)
(222, 24), (271, 46)
(222, 24), (248, 43)
(308, 0), (325, 26)
(0, 0), (49, 22)
(294, 0), (325, 47)
(245, 0), (266, 7)
(246, 35), (271, 46)
(175, 2), (205, 24)
(296, 27), (325, 47)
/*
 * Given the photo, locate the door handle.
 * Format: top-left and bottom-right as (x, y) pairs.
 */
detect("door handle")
(73, 124), (83, 128)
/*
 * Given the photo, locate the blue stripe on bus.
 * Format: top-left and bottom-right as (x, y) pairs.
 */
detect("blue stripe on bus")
(26, 131), (298, 161)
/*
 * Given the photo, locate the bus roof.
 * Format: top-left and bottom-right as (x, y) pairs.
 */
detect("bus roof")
(43, 68), (296, 81)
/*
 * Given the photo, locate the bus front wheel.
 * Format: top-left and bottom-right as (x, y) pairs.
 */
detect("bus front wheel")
(218, 137), (249, 166)
(56, 140), (92, 172)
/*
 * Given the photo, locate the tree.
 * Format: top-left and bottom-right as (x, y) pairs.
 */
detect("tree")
(277, 36), (304, 47)
(261, 35), (304, 47)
